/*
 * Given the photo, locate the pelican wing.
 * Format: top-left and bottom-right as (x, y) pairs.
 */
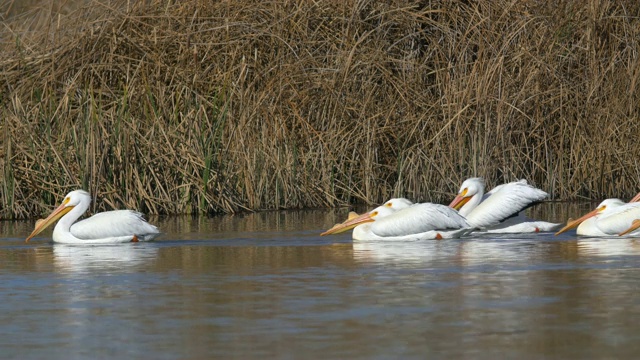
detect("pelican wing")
(594, 203), (640, 234)
(483, 179), (528, 201)
(466, 180), (547, 228)
(70, 210), (160, 240)
(371, 203), (468, 237)
(485, 220), (562, 233)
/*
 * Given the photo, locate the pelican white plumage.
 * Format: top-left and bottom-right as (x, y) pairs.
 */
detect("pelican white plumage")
(26, 190), (160, 244)
(321, 198), (471, 240)
(555, 192), (640, 237)
(449, 178), (560, 233)
(620, 192), (640, 235)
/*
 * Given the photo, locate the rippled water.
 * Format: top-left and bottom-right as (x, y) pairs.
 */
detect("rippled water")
(2, 203), (640, 358)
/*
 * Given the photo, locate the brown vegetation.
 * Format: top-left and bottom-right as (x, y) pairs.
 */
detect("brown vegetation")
(1, 0), (640, 218)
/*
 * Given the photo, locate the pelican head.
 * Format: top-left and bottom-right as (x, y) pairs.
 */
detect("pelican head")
(321, 204), (396, 236)
(26, 190), (91, 242)
(555, 198), (625, 235)
(381, 198), (414, 211)
(449, 178), (485, 211)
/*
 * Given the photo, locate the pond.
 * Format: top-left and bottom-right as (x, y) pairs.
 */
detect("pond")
(1, 202), (640, 358)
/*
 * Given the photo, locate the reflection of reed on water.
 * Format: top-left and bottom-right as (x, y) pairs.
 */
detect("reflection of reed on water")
(157, 209), (348, 241)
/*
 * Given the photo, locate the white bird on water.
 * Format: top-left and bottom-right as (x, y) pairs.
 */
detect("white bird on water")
(554, 192), (640, 237)
(26, 190), (160, 244)
(449, 177), (561, 233)
(321, 198), (471, 241)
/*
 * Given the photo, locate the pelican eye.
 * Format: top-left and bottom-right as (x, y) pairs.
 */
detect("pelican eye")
(385, 203), (393, 207)
(461, 188), (468, 196)
(599, 205), (606, 211)
(371, 211), (379, 217)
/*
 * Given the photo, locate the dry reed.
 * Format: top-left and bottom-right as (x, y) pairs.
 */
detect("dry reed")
(1, 0), (640, 219)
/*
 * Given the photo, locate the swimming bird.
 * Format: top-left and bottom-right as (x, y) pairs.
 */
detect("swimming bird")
(26, 190), (160, 244)
(321, 198), (471, 241)
(555, 192), (640, 237)
(449, 178), (560, 233)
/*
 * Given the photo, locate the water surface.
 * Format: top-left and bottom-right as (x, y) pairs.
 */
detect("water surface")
(2, 203), (640, 359)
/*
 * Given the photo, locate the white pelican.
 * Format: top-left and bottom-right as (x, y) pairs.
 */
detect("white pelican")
(321, 198), (471, 241)
(449, 178), (560, 233)
(555, 192), (640, 237)
(26, 190), (160, 244)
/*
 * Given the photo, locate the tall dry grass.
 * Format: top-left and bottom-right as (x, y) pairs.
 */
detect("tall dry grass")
(1, 0), (640, 218)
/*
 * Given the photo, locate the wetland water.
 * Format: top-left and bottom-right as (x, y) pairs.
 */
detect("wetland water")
(2, 203), (640, 359)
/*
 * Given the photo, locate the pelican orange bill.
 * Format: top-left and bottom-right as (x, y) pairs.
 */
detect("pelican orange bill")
(554, 207), (601, 236)
(321, 212), (374, 236)
(449, 188), (470, 210)
(26, 198), (74, 242)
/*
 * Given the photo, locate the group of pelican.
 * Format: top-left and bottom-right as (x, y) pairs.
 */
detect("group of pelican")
(322, 178), (640, 241)
(554, 192), (640, 237)
(24, 180), (640, 245)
